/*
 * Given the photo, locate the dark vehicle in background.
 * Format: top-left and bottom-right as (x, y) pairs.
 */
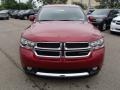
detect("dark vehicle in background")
(17, 10), (25, 18)
(18, 9), (37, 20)
(0, 10), (9, 20)
(87, 9), (95, 15)
(8, 9), (16, 17)
(88, 9), (118, 31)
(11, 10), (20, 18)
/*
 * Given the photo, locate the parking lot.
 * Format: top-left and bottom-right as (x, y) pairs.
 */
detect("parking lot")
(0, 19), (120, 90)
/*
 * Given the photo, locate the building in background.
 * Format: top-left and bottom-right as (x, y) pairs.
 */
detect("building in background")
(67, 0), (100, 8)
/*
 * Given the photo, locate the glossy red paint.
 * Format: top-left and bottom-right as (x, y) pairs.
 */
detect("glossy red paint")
(22, 21), (103, 42)
(20, 47), (105, 70)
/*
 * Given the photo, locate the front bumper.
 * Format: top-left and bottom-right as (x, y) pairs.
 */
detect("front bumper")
(110, 23), (120, 33)
(35, 72), (89, 77)
(20, 47), (105, 77)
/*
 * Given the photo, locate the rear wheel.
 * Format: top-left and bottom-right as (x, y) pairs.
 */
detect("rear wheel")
(6, 17), (9, 20)
(24, 16), (28, 20)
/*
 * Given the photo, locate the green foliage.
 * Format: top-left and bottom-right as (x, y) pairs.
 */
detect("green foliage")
(0, 0), (68, 9)
(0, 0), (33, 9)
(95, 0), (120, 8)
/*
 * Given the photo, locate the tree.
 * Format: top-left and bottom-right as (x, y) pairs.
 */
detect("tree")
(26, 0), (33, 9)
(1, 0), (18, 9)
(0, 0), (33, 9)
(95, 0), (120, 8)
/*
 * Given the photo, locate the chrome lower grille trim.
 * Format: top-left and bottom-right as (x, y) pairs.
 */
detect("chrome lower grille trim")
(36, 72), (89, 77)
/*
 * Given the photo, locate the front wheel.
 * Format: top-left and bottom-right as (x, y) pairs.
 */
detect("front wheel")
(99, 22), (107, 31)
(24, 16), (28, 20)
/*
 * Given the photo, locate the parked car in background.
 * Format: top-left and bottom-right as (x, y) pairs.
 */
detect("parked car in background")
(0, 10), (9, 20)
(8, 9), (15, 17)
(88, 9), (118, 31)
(110, 16), (120, 33)
(18, 9), (37, 20)
(11, 10), (20, 18)
(20, 5), (105, 78)
(87, 9), (95, 15)
(17, 10), (25, 18)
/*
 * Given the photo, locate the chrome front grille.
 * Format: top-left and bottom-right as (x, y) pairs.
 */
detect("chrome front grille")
(35, 49), (61, 58)
(65, 42), (89, 50)
(34, 42), (91, 58)
(65, 50), (91, 58)
(36, 42), (61, 50)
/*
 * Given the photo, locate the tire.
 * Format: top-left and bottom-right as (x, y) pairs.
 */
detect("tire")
(6, 17), (9, 20)
(24, 16), (28, 20)
(99, 22), (107, 31)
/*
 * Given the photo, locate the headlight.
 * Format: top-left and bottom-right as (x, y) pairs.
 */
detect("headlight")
(90, 38), (104, 50)
(112, 20), (116, 23)
(20, 38), (36, 49)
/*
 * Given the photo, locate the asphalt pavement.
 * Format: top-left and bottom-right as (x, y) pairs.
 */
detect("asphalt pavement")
(0, 19), (120, 90)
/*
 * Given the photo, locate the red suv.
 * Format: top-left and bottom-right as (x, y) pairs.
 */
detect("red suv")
(20, 5), (105, 78)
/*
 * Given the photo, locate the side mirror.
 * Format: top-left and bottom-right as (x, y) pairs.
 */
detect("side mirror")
(29, 15), (35, 22)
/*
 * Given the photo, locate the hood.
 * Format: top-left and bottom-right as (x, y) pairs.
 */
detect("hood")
(0, 12), (7, 14)
(113, 16), (120, 20)
(22, 21), (102, 42)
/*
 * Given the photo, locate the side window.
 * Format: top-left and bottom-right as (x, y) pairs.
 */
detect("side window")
(109, 10), (118, 17)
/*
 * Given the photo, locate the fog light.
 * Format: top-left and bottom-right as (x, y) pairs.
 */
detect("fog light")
(92, 67), (98, 71)
(27, 67), (32, 71)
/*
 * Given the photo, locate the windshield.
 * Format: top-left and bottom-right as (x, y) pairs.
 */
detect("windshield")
(38, 7), (86, 21)
(19, 10), (25, 14)
(24, 10), (31, 13)
(91, 9), (110, 16)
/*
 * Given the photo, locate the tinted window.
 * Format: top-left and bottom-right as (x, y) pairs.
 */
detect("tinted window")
(38, 6), (86, 21)
(109, 10), (119, 17)
(91, 9), (110, 16)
